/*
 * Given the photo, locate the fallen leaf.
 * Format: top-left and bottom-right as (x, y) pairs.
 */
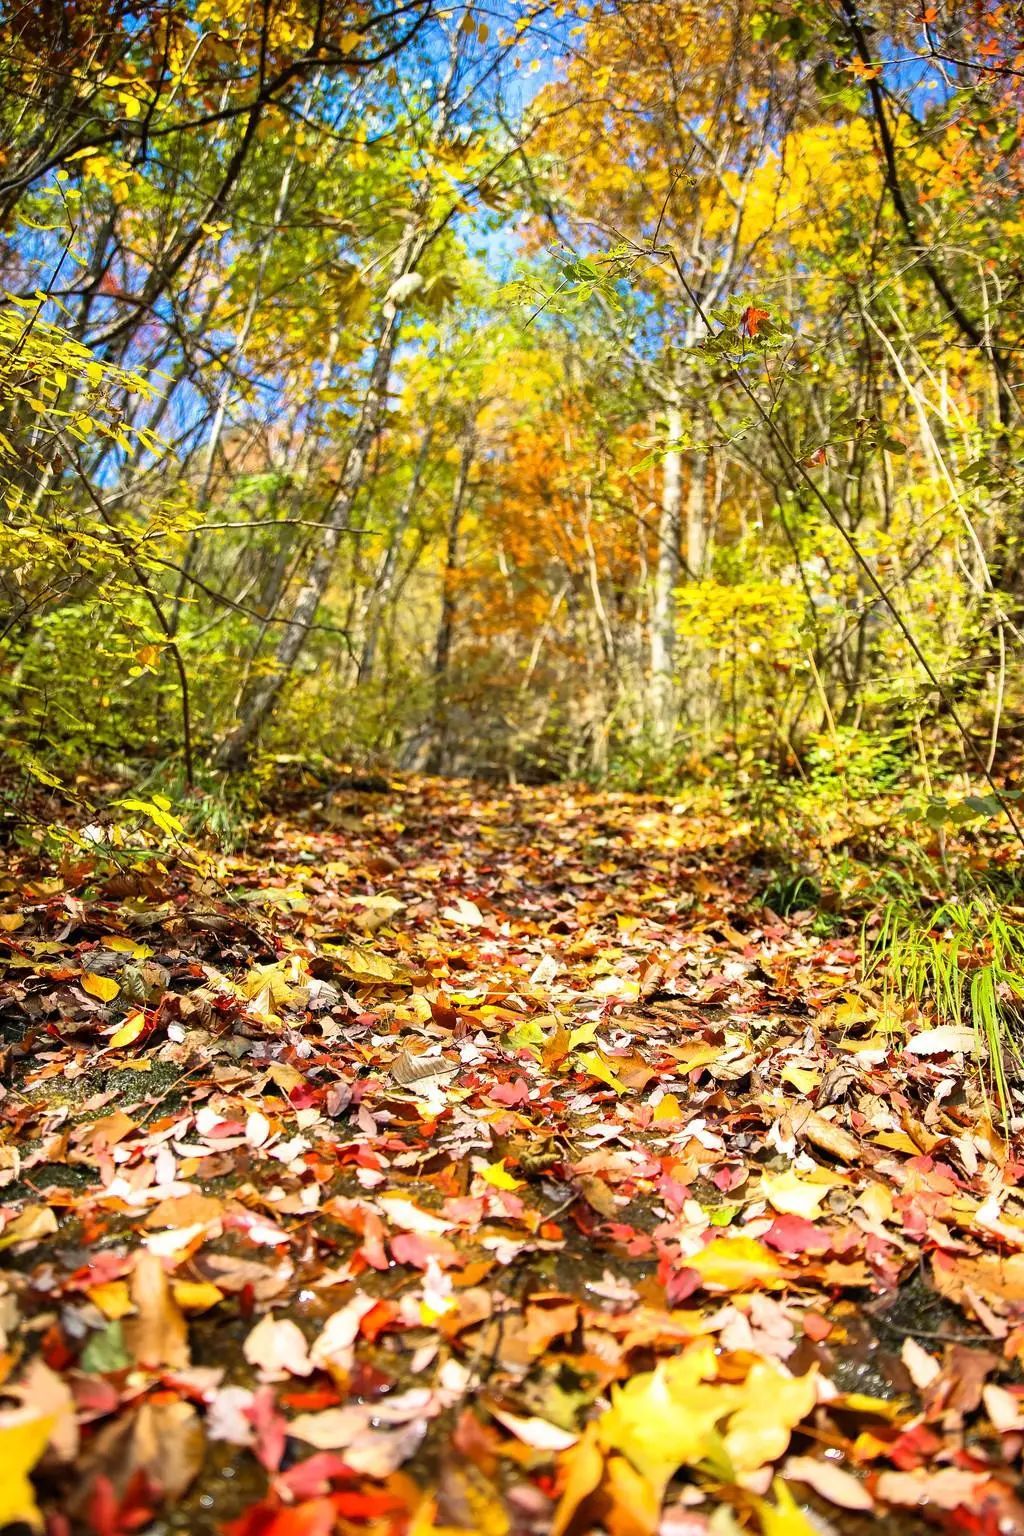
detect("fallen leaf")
(783, 1456), (873, 1511)
(172, 1280), (224, 1313)
(244, 1315), (314, 1378)
(760, 1169), (837, 1221)
(0, 1411), (55, 1528)
(478, 1158), (526, 1191)
(791, 1109), (862, 1164)
(122, 1250), (189, 1370)
(688, 1235), (783, 1291)
(487, 1406), (578, 1450)
(82, 972), (119, 1002)
(723, 1362), (817, 1474)
(0, 1204), (59, 1249)
(107, 1010), (146, 1048)
(900, 1337), (940, 1389)
(904, 1027), (980, 1057)
(754, 1478), (819, 1534)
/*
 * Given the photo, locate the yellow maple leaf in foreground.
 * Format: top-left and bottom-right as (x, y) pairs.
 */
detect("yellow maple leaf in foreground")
(555, 1344), (817, 1535)
(0, 1411), (55, 1528)
(597, 1342), (739, 1496)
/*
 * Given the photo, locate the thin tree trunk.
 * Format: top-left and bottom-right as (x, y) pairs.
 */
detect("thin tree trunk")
(357, 416), (436, 684)
(649, 398), (682, 742)
(427, 427), (474, 773)
(214, 303), (404, 768)
(686, 450), (707, 577)
(170, 152), (298, 635)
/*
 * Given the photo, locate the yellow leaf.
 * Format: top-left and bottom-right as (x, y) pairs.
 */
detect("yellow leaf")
(322, 943), (409, 986)
(603, 1450), (661, 1536)
(0, 1411), (55, 1528)
(86, 1280), (133, 1319)
(588, 1342), (819, 1534)
(552, 1423), (605, 1536)
(598, 1342), (738, 1497)
(577, 1050), (627, 1093)
(760, 1169), (836, 1221)
(107, 1010), (146, 1049)
(568, 1019), (600, 1051)
(722, 1362), (818, 1474)
(0, 914), (24, 933)
(0, 1205), (58, 1250)
(172, 1280), (224, 1313)
(670, 1042), (723, 1074)
(653, 1094), (684, 1122)
(780, 1064), (819, 1094)
(857, 1182), (893, 1224)
(833, 995), (874, 1029)
(479, 1158), (525, 1191)
(828, 1391), (908, 1421)
(103, 937), (151, 957)
(755, 1479), (820, 1536)
(82, 972), (119, 1002)
(687, 1235), (783, 1291)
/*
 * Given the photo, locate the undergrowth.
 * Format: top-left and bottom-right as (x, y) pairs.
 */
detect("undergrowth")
(864, 896), (1024, 1121)
(737, 762), (1024, 1120)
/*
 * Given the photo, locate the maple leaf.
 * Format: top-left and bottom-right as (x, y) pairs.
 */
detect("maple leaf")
(686, 1235), (784, 1290)
(721, 1361), (818, 1474)
(596, 1342), (739, 1494)
(740, 304), (770, 338)
(558, 1344), (819, 1533)
(0, 1410), (55, 1528)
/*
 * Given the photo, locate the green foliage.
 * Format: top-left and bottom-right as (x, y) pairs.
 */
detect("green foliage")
(865, 896), (1024, 1120)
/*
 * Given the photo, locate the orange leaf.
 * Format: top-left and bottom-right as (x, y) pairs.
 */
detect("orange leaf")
(107, 1010), (146, 1049)
(82, 972), (119, 1002)
(740, 304), (769, 338)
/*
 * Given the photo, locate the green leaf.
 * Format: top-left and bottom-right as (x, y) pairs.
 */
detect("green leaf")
(81, 1319), (131, 1373)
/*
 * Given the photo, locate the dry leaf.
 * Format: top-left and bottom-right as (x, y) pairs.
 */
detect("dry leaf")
(123, 1250), (190, 1370)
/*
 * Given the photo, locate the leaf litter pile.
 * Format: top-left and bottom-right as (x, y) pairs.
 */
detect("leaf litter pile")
(2, 779), (1024, 1536)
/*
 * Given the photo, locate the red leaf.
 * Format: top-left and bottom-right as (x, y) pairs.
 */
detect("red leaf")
(224, 1497), (339, 1536)
(275, 1452), (355, 1500)
(740, 304), (769, 337)
(763, 1215), (832, 1254)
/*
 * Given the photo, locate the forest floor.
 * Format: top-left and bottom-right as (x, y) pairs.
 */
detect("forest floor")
(1, 777), (1023, 1536)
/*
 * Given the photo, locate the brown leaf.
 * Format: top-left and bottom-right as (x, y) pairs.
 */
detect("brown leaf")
(68, 1399), (202, 1515)
(143, 1193), (224, 1229)
(791, 1107), (864, 1165)
(122, 1250), (190, 1369)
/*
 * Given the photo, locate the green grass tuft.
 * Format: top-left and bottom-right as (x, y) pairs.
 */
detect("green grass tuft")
(865, 896), (1024, 1122)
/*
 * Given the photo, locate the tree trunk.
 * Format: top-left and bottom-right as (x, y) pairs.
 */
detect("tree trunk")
(357, 417), (435, 685)
(686, 450), (707, 577)
(426, 428), (474, 773)
(649, 399), (682, 742)
(213, 306), (402, 768)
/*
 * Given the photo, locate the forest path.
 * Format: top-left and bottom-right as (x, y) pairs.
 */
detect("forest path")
(1, 779), (1022, 1535)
